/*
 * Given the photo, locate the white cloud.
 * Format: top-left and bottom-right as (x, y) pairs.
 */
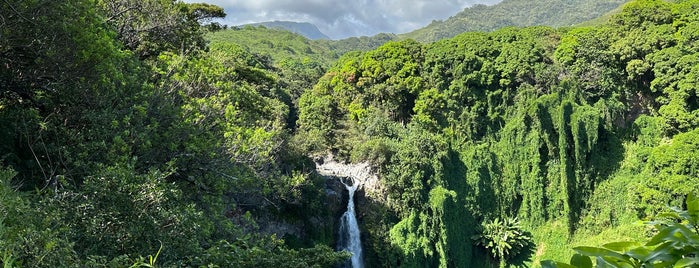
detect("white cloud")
(183, 0), (502, 39)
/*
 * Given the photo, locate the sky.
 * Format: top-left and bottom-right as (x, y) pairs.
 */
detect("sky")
(183, 0), (503, 39)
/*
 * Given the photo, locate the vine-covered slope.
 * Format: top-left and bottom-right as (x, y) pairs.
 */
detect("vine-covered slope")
(2, 0), (698, 267)
(297, 0), (699, 266)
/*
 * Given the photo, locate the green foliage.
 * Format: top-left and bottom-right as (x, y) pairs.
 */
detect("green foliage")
(543, 193), (699, 268)
(0, 0), (348, 266)
(1, 0), (151, 188)
(243, 21), (329, 40)
(628, 129), (699, 219)
(52, 165), (209, 263)
(97, 0), (225, 59)
(0, 166), (79, 267)
(473, 217), (533, 267)
(316, 33), (399, 55)
(128, 242), (163, 268)
(207, 26), (341, 131)
(400, 0), (628, 43)
(4, 0), (699, 266)
(196, 239), (349, 268)
(294, 1), (699, 267)
(207, 26), (337, 66)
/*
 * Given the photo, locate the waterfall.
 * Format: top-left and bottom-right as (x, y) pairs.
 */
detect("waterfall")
(338, 177), (363, 268)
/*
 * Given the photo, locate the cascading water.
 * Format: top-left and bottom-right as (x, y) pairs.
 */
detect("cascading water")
(337, 177), (363, 268)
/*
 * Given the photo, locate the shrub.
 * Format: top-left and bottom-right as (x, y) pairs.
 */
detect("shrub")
(543, 193), (699, 268)
(473, 217), (533, 268)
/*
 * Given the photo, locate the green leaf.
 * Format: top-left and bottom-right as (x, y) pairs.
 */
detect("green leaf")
(687, 193), (699, 219)
(674, 257), (699, 267)
(675, 224), (699, 243)
(574, 247), (634, 268)
(541, 260), (577, 268)
(647, 223), (699, 247)
(603, 241), (641, 252)
(604, 255), (637, 268)
(647, 226), (681, 246)
(642, 242), (676, 263)
(625, 246), (653, 261)
(595, 256), (618, 268)
(574, 246), (625, 259)
(656, 212), (682, 220)
(570, 253), (593, 268)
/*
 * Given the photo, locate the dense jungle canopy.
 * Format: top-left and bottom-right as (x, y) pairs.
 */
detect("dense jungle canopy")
(1, 0), (698, 267)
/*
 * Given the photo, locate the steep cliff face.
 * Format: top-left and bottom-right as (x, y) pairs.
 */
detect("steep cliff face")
(251, 177), (345, 248)
(251, 155), (387, 251)
(314, 155), (397, 266)
(315, 155), (386, 203)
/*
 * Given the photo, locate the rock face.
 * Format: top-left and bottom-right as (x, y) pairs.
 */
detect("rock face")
(257, 216), (304, 240)
(252, 155), (383, 247)
(315, 155), (386, 203)
(315, 155), (392, 266)
(325, 177), (346, 216)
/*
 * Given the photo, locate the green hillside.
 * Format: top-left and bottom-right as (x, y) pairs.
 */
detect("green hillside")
(208, 26), (338, 65)
(297, 0), (699, 266)
(315, 33), (399, 56)
(243, 21), (330, 40)
(1, 0), (347, 266)
(401, 0), (629, 42)
(206, 27), (398, 131)
(207, 26), (398, 65)
(574, 1), (632, 27)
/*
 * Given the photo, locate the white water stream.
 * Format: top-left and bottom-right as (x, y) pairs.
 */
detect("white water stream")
(337, 177), (363, 268)
(315, 156), (373, 268)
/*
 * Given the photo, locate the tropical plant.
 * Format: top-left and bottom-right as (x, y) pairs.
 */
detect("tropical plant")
(129, 242), (162, 268)
(473, 217), (533, 268)
(542, 193), (699, 268)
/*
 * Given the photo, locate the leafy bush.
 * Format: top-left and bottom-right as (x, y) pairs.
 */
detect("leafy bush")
(543, 193), (699, 268)
(195, 239), (349, 268)
(473, 217), (533, 268)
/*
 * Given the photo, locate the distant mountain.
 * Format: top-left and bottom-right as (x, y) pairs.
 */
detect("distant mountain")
(243, 21), (330, 40)
(208, 25), (399, 67)
(401, 0), (630, 43)
(208, 26), (338, 66)
(315, 33), (399, 56)
(574, 2), (627, 27)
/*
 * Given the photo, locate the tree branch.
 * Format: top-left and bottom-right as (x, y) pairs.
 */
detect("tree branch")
(105, 6), (139, 22)
(3, 0), (36, 26)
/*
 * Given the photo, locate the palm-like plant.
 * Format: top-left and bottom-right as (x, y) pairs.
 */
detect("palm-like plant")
(473, 217), (532, 268)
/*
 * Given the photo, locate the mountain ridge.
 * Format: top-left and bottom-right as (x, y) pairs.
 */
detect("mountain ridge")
(400, 0), (630, 42)
(242, 21), (330, 40)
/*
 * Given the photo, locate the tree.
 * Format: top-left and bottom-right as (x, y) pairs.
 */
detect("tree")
(0, 0), (145, 187)
(184, 2), (225, 23)
(97, 0), (225, 59)
(1, 0), (123, 103)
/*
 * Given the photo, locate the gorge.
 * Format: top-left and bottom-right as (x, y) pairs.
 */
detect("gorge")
(315, 156), (381, 267)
